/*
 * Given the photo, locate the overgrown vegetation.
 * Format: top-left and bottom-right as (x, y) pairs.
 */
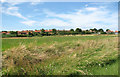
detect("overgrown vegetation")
(2, 35), (114, 51)
(2, 36), (118, 75)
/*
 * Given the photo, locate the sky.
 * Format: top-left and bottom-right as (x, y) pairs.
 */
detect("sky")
(1, 1), (118, 31)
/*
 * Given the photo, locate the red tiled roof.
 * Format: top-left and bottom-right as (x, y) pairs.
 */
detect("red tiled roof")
(107, 30), (113, 32)
(35, 30), (41, 32)
(45, 30), (48, 32)
(48, 30), (52, 32)
(2, 32), (6, 33)
(22, 31), (29, 32)
(7, 31), (10, 33)
(45, 30), (51, 32)
(47, 30), (52, 32)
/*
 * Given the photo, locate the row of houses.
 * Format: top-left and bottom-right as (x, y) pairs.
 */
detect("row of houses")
(1, 30), (53, 35)
(1, 29), (119, 35)
(107, 30), (118, 34)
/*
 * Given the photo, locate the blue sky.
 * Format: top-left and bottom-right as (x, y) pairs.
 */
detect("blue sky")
(1, 2), (118, 31)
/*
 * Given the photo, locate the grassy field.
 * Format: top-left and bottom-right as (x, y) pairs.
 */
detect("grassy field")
(2, 35), (116, 51)
(2, 35), (118, 75)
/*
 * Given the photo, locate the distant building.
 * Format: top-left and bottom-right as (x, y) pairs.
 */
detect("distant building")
(6, 31), (10, 35)
(2, 32), (7, 34)
(34, 30), (41, 33)
(115, 30), (118, 35)
(2, 31), (10, 35)
(98, 32), (101, 34)
(106, 30), (113, 34)
(45, 30), (52, 32)
(18, 30), (33, 35)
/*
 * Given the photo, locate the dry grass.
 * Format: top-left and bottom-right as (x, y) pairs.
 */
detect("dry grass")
(2, 37), (118, 75)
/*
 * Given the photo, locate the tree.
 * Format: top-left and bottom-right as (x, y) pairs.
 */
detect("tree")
(10, 31), (17, 35)
(98, 29), (104, 32)
(101, 32), (107, 34)
(28, 32), (34, 37)
(10, 31), (17, 37)
(70, 29), (74, 32)
(75, 28), (82, 33)
(41, 29), (45, 33)
(44, 32), (49, 36)
(86, 30), (89, 31)
(106, 29), (110, 32)
(85, 30), (92, 34)
(70, 29), (74, 35)
(33, 32), (40, 36)
(81, 31), (86, 34)
(16, 31), (18, 36)
(52, 29), (57, 35)
(93, 28), (98, 32)
(41, 29), (45, 36)
(90, 29), (94, 31)
(90, 28), (98, 34)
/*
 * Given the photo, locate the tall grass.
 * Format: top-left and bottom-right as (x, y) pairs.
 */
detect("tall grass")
(2, 36), (118, 75)
(2, 35), (113, 51)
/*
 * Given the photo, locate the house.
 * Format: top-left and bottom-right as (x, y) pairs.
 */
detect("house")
(18, 30), (30, 35)
(6, 31), (10, 35)
(34, 30), (41, 33)
(44, 30), (53, 34)
(89, 30), (93, 32)
(2, 32), (7, 34)
(2, 31), (10, 35)
(17, 31), (21, 35)
(45, 30), (52, 32)
(115, 30), (118, 34)
(48, 30), (52, 32)
(98, 32), (101, 34)
(106, 30), (113, 34)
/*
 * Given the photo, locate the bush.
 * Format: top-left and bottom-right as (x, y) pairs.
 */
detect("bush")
(101, 32), (107, 34)
(2, 34), (17, 38)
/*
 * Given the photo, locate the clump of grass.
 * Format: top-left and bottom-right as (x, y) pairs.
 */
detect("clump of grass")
(2, 44), (46, 74)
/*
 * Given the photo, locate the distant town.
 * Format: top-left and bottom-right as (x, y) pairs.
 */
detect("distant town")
(1, 28), (119, 37)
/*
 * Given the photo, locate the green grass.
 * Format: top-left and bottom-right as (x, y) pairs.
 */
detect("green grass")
(2, 35), (118, 75)
(2, 35), (114, 51)
(87, 60), (118, 75)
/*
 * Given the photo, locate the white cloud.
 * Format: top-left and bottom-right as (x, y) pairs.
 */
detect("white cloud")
(1, 0), (41, 3)
(1, 1), (118, 31)
(85, 4), (88, 7)
(86, 7), (98, 11)
(30, 2), (41, 5)
(21, 20), (37, 26)
(1, 1), (39, 27)
(43, 9), (56, 17)
(1, 0), (6, 3)
(2, 6), (27, 20)
(1, 0), (42, 20)
(1, 0), (23, 5)
(1, 0), (42, 6)
(42, 6), (118, 30)
(39, 19), (70, 26)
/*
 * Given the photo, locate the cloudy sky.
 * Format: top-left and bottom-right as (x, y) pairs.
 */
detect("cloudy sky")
(1, 2), (118, 31)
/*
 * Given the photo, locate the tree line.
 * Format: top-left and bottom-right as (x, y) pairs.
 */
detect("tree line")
(2, 28), (116, 37)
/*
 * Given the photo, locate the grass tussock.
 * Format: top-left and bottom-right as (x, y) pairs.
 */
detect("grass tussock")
(2, 37), (118, 75)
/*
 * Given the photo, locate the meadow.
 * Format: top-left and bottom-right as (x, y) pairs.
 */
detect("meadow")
(2, 35), (118, 75)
